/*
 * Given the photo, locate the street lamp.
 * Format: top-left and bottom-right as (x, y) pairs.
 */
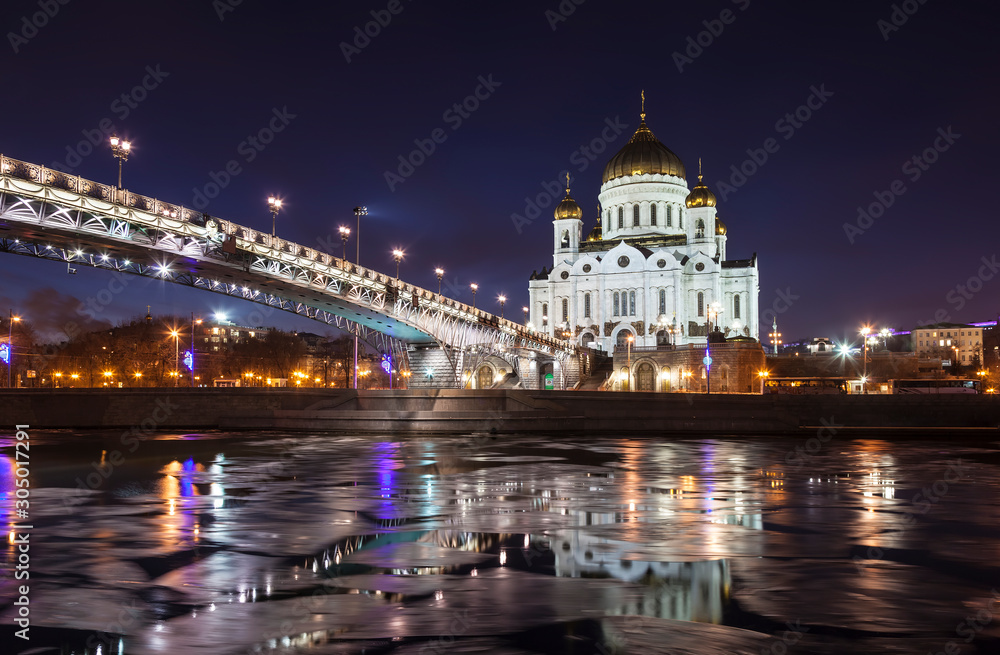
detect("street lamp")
(392, 249), (404, 283)
(758, 369), (769, 394)
(879, 327), (893, 350)
(267, 196), (282, 238)
(6, 311), (21, 388)
(435, 268), (444, 295)
(191, 314), (202, 387)
(338, 225), (351, 262)
(170, 329), (180, 387)
(626, 334), (634, 391)
(705, 302), (722, 395)
(470, 283), (478, 309)
(860, 326), (871, 394)
(497, 295), (506, 319)
(353, 206), (367, 265)
(522, 306), (529, 325)
(109, 135), (131, 190)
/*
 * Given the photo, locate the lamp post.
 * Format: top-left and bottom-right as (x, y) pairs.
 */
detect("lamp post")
(353, 206), (367, 265)
(392, 249), (404, 283)
(170, 330), (180, 388)
(109, 135), (131, 190)
(268, 196), (282, 239)
(522, 306), (529, 325)
(758, 369), (769, 394)
(435, 268), (444, 296)
(626, 334), (633, 391)
(338, 226), (351, 263)
(860, 326), (871, 394)
(497, 295), (506, 319)
(191, 314), (202, 387)
(879, 327), (893, 351)
(470, 283), (478, 309)
(7, 310), (20, 388)
(705, 302), (722, 395)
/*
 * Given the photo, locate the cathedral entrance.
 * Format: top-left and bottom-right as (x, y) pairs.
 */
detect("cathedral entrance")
(476, 365), (494, 389)
(636, 362), (655, 391)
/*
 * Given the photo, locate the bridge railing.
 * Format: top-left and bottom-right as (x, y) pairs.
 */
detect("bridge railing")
(0, 153), (573, 352)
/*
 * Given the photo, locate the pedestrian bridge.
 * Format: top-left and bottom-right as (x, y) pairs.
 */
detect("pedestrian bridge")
(0, 154), (589, 388)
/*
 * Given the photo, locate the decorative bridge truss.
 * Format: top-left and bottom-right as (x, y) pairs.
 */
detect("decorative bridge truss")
(0, 154), (576, 380)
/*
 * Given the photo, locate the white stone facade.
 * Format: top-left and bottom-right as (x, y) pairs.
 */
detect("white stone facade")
(528, 118), (760, 353)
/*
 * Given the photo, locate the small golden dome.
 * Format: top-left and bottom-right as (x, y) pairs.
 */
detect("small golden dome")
(602, 119), (686, 184)
(554, 174), (583, 220)
(715, 216), (727, 236)
(686, 174), (717, 209)
(586, 217), (602, 241)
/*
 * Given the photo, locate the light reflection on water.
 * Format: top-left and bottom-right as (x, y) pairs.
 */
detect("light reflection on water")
(3, 433), (999, 653)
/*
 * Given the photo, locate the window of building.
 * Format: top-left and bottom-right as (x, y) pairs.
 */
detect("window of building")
(666, 205), (672, 227)
(629, 291), (636, 315)
(613, 292), (619, 316)
(618, 207), (624, 229)
(562, 298), (568, 322)
(633, 205), (640, 227)
(734, 294), (741, 319)
(696, 219), (705, 238)
(650, 204), (657, 226)
(679, 208), (683, 229)
(658, 289), (666, 315)
(698, 292), (704, 317)
(584, 293), (591, 318)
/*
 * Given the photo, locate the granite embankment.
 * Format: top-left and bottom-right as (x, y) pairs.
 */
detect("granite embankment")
(1, 389), (999, 436)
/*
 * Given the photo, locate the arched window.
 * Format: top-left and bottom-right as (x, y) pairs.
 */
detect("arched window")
(617, 207), (624, 229)
(734, 294), (741, 319)
(658, 289), (666, 315)
(679, 208), (683, 229)
(629, 291), (636, 316)
(561, 230), (569, 248)
(697, 292), (704, 317)
(561, 298), (568, 322)
(666, 205), (672, 227)
(584, 292), (591, 318)
(650, 204), (657, 226)
(632, 205), (640, 227)
(696, 219), (705, 238)
(613, 292), (620, 316)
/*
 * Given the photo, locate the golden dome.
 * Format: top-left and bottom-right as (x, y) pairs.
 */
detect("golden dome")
(602, 117), (686, 184)
(715, 216), (727, 235)
(686, 174), (717, 208)
(586, 217), (602, 241)
(554, 175), (583, 220)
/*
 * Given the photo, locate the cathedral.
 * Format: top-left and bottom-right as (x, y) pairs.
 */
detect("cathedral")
(528, 103), (761, 389)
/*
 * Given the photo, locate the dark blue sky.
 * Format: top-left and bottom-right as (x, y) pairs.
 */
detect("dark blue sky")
(1, 0), (997, 344)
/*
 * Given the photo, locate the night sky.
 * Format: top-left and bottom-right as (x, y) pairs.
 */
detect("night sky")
(1, 0), (997, 344)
